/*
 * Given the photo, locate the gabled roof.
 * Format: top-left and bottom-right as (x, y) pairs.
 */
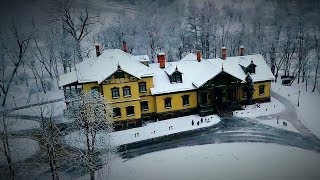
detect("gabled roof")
(59, 49), (153, 87)
(59, 48), (274, 96)
(164, 64), (183, 75)
(150, 54), (274, 95)
(180, 53), (197, 61)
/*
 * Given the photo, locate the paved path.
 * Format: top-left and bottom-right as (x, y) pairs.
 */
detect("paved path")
(256, 91), (319, 140)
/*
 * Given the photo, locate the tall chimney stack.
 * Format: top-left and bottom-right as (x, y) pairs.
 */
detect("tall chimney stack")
(157, 53), (166, 68)
(95, 44), (101, 57)
(221, 47), (227, 60)
(239, 46), (245, 56)
(122, 41), (128, 53)
(196, 50), (201, 62)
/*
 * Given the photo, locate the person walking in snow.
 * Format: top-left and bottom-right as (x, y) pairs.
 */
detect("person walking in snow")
(192, 120), (194, 126)
(197, 121), (199, 126)
(201, 118), (203, 123)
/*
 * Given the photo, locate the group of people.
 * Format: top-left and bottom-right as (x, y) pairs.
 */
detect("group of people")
(191, 118), (205, 126)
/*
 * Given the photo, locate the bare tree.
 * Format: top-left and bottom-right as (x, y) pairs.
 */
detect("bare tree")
(0, 25), (33, 107)
(67, 91), (115, 180)
(0, 110), (15, 180)
(312, 36), (320, 92)
(53, 0), (100, 64)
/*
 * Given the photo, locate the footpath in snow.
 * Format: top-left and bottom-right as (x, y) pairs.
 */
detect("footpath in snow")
(233, 97), (299, 133)
(272, 82), (320, 138)
(64, 114), (220, 149)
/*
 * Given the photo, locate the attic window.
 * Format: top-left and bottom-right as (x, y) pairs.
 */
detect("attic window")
(114, 70), (125, 78)
(170, 72), (182, 83)
(247, 61), (257, 74)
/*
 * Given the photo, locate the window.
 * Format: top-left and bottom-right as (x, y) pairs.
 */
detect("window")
(170, 72), (182, 83)
(123, 86), (131, 97)
(126, 106), (135, 116)
(182, 95), (189, 106)
(111, 87), (120, 99)
(243, 88), (247, 98)
(259, 85), (265, 95)
(91, 86), (100, 93)
(139, 82), (147, 93)
(113, 107), (121, 117)
(140, 101), (149, 111)
(200, 93), (207, 104)
(164, 98), (172, 109)
(114, 70), (125, 78)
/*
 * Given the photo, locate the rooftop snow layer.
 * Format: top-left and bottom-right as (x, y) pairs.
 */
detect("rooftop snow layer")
(151, 54), (274, 94)
(59, 49), (153, 87)
(59, 49), (274, 95)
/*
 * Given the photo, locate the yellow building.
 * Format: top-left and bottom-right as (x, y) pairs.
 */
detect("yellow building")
(59, 46), (274, 130)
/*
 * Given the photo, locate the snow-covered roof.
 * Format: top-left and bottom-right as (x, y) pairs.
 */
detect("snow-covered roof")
(59, 49), (274, 95)
(164, 64), (183, 75)
(132, 54), (150, 62)
(180, 53), (197, 61)
(59, 71), (77, 87)
(150, 54), (274, 95)
(59, 49), (153, 87)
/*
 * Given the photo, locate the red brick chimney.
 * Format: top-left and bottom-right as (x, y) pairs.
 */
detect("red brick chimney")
(95, 44), (101, 57)
(221, 46), (227, 60)
(122, 41), (128, 53)
(196, 50), (201, 62)
(239, 46), (245, 56)
(157, 53), (166, 68)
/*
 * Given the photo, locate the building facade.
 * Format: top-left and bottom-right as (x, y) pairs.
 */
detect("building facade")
(59, 45), (274, 130)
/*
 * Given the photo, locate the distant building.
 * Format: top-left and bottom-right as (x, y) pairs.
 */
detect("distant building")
(59, 44), (274, 130)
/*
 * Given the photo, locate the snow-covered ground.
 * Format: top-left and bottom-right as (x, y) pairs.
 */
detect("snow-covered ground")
(259, 118), (299, 133)
(64, 114), (220, 148)
(77, 143), (320, 180)
(232, 93), (301, 133)
(12, 101), (66, 117)
(0, 138), (39, 166)
(233, 97), (285, 118)
(272, 82), (320, 138)
(0, 118), (39, 132)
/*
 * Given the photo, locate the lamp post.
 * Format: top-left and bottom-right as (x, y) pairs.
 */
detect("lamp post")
(297, 90), (301, 107)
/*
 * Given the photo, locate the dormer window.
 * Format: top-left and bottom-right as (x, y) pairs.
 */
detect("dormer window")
(247, 61), (256, 74)
(170, 71), (182, 83)
(114, 70), (125, 78)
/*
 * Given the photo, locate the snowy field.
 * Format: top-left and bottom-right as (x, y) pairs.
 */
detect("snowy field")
(64, 114), (220, 148)
(12, 101), (66, 117)
(0, 138), (39, 166)
(272, 82), (320, 138)
(233, 97), (285, 118)
(0, 118), (39, 132)
(77, 143), (320, 180)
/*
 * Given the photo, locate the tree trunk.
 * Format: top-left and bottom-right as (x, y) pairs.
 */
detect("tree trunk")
(312, 40), (319, 92)
(75, 40), (83, 63)
(2, 115), (15, 180)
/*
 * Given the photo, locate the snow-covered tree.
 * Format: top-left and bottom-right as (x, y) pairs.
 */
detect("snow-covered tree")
(32, 96), (61, 180)
(52, 0), (100, 64)
(67, 91), (115, 180)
